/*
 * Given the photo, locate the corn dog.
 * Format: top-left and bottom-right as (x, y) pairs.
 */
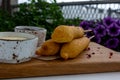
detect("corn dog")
(36, 39), (61, 56)
(51, 25), (85, 43)
(60, 37), (90, 60)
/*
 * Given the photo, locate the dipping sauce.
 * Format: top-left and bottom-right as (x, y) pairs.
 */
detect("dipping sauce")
(0, 36), (27, 40)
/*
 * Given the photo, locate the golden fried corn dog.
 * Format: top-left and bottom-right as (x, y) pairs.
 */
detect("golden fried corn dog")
(51, 25), (84, 43)
(36, 39), (61, 56)
(60, 37), (90, 60)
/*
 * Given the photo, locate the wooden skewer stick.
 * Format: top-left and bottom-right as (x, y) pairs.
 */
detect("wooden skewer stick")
(84, 30), (92, 33)
(72, 26), (92, 33)
(83, 34), (94, 38)
(83, 35), (94, 40)
(73, 26), (92, 33)
(89, 35), (95, 40)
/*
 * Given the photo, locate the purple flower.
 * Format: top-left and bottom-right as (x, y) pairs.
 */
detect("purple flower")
(80, 21), (91, 30)
(105, 38), (119, 49)
(94, 25), (106, 37)
(107, 23), (120, 37)
(89, 20), (95, 27)
(103, 17), (115, 27)
(116, 19), (120, 27)
(92, 36), (101, 44)
(79, 17), (120, 51)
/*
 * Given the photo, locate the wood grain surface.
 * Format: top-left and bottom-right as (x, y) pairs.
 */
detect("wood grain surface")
(0, 42), (120, 79)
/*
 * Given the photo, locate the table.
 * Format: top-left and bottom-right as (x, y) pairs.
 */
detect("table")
(4, 72), (120, 80)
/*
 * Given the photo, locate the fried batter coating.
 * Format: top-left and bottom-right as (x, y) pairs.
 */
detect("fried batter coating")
(51, 25), (84, 43)
(36, 39), (61, 56)
(60, 37), (90, 60)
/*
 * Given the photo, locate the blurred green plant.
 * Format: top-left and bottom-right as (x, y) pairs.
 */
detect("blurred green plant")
(13, 0), (65, 39)
(0, 9), (15, 31)
(0, 0), (82, 39)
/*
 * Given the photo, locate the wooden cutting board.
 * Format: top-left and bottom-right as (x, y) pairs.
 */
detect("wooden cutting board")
(0, 42), (120, 79)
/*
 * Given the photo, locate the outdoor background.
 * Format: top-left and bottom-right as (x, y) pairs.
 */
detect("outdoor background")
(0, 0), (120, 51)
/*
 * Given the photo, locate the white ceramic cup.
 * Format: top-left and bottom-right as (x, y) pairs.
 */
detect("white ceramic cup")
(0, 32), (38, 63)
(14, 26), (47, 47)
